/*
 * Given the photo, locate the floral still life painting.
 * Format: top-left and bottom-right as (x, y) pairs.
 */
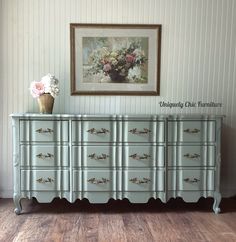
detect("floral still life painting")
(83, 37), (148, 84)
(70, 24), (161, 95)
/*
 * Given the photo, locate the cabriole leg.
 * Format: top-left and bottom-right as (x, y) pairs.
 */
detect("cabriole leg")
(13, 195), (22, 215)
(213, 192), (221, 214)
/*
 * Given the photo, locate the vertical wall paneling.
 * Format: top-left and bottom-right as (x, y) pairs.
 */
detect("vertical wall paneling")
(0, 0), (3, 196)
(0, 0), (236, 197)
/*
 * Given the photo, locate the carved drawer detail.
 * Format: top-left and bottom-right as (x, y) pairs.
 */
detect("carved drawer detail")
(21, 145), (69, 167)
(168, 121), (216, 143)
(21, 170), (69, 191)
(168, 169), (215, 191)
(123, 121), (165, 143)
(72, 120), (116, 143)
(20, 120), (69, 142)
(123, 145), (165, 167)
(123, 169), (164, 192)
(82, 169), (115, 192)
(73, 145), (116, 167)
(168, 145), (215, 167)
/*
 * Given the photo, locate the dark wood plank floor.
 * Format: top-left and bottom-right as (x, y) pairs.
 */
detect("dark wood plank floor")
(0, 197), (236, 242)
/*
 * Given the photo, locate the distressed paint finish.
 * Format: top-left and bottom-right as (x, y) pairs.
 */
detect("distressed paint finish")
(11, 114), (223, 214)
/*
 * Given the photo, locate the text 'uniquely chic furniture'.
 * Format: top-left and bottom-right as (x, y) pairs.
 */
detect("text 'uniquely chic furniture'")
(11, 114), (223, 214)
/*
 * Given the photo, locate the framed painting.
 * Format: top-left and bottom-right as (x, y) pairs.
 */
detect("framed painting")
(70, 24), (161, 95)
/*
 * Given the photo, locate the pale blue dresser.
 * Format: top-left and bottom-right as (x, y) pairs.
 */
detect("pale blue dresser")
(11, 114), (223, 214)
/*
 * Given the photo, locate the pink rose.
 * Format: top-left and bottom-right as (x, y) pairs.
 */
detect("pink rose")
(30, 81), (45, 98)
(103, 63), (112, 72)
(101, 59), (107, 65)
(126, 54), (135, 63)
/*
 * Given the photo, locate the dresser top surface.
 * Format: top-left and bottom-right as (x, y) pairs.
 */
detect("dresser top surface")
(10, 113), (225, 120)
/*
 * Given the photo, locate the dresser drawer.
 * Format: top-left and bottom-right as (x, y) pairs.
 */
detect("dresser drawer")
(168, 145), (215, 167)
(168, 121), (216, 143)
(123, 121), (165, 143)
(21, 145), (69, 167)
(20, 120), (69, 142)
(168, 169), (214, 191)
(82, 169), (115, 192)
(123, 145), (165, 167)
(123, 169), (164, 191)
(73, 145), (116, 167)
(21, 170), (69, 191)
(72, 121), (116, 143)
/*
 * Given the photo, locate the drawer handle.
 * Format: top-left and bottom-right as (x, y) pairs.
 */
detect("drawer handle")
(36, 153), (54, 159)
(87, 177), (110, 184)
(183, 128), (200, 134)
(88, 153), (109, 160)
(183, 178), (200, 183)
(36, 128), (54, 134)
(129, 153), (151, 160)
(87, 128), (110, 134)
(36, 177), (54, 183)
(129, 177), (151, 184)
(129, 128), (151, 135)
(184, 153), (200, 159)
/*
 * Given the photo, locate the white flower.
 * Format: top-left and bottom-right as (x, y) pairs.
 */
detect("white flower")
(40, 73), (59, 98)
(133, 48), (144, 56)
(100, 76), (111, 83)
(128, 66), (141, 80)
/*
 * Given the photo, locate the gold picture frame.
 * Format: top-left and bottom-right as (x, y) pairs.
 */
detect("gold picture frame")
(70, 23), (161, 95)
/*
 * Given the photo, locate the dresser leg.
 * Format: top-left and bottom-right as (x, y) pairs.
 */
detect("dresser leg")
(213, 192), (221, 214)
(13, 195), (22, 215)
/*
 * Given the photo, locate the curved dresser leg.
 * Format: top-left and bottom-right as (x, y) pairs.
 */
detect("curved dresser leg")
(213, 192), (221, 214)
(13, 195), (22, 215)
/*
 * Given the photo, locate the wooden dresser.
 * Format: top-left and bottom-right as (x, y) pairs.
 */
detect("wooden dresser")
(11, 114), (223, 214)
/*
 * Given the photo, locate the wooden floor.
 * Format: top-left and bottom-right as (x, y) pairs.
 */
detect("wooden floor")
(0, 198), (236, 242)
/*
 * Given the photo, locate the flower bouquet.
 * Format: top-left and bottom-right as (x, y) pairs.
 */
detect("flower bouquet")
(29, 74), (59, 114)
(87, 41), (147, 83)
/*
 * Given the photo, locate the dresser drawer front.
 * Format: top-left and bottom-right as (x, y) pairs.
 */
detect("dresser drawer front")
(73, 146), (116, 167)
(72, 121), (115, 143)
(123, 145), (165, 167)
(83, 169), (115, 191)
(123, 121), (165, 143)
(21, 145), (69, 167)
(168, 121), (216, 142)
(123, 169), (164, 191)
(168, 145), (215, 167)
(20, 120), (69, 142)
(168, 169), (214, 191)
(21, 170), (69, 191)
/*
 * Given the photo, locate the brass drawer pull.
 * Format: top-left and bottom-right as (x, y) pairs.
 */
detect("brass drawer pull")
(87, 177), (110, 184)
(129, 128), (151, 135)
(36, 153), (54, 159)
(36, 128), (54, 134)
(129, 177), (151, 184)
(183, 128), (200, 134)
(36, 177), (54, 183)
(184, 153), (200, 159)
(87, 128), (110, 134)
(183, 178), (200, 183)
(129, 153), (151, 160)
(88, 153), (109, 160)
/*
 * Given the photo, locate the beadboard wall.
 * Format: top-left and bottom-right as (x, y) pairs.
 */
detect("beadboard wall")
(0, 0), (236, 198)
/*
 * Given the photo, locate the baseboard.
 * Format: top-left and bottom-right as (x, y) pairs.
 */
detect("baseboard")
(221, 188), (236, 198)
(0, 190), (13, 198)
